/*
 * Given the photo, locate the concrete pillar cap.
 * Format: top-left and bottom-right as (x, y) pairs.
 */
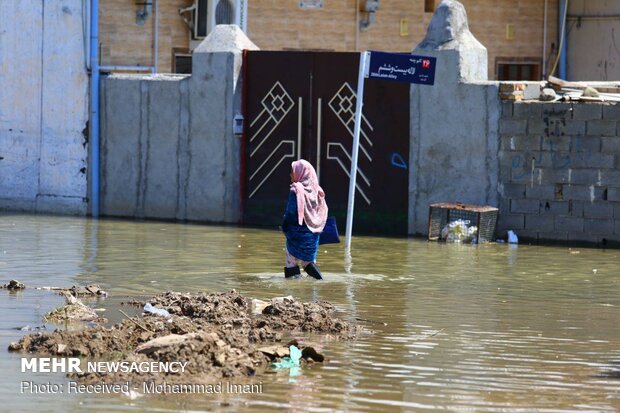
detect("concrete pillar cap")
(194, 24), (259, 54)
(416, 0), (484, 51)
(413, 0), (487, 82)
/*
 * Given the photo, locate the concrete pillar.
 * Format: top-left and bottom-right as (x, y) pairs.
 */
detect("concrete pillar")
(409, 0), (499, 235)
(187, 25), (259, 223)
(0, 0), (88, 215)
(415, 0), (487, 83)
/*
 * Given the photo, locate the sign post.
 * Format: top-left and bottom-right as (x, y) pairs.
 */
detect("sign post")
(344, 50), (436, 249)
(344, 51), (370, 250)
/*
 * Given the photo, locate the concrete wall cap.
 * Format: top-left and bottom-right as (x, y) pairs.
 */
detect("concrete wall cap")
(109, 73), (188, 81)
(194, 25), (259, 54)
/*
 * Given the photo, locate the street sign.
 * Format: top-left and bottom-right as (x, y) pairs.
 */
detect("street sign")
(367, 51), (436, 85)
(345, 50), (436, 252)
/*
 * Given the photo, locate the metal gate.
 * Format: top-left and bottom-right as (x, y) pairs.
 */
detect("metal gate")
(243, 51), (410, 235)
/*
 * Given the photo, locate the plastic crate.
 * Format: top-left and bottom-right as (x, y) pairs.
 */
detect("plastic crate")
(428, 202), (498, 243)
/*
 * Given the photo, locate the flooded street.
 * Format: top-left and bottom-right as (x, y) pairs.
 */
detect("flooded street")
(1, 214), (620, 412)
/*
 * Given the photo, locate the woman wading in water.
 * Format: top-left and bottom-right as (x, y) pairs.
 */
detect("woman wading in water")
(281, 160), (327, 280)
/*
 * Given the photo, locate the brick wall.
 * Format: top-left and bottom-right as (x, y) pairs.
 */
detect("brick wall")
(247, 0), (558, 80)
(97, 0), (557, 79)
(498, 101), (620, 246)
(464, 0), (558, 80)
(100, 0), (192, 72)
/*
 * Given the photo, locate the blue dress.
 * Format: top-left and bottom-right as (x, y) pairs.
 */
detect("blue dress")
(282, 191), (320, 262)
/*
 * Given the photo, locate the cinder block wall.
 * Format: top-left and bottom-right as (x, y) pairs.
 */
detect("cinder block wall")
(498, 101), (620, 245)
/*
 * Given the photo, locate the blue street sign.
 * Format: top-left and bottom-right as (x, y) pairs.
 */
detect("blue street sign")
(367, 51), (436, 85)
(346, 50), (435, 248)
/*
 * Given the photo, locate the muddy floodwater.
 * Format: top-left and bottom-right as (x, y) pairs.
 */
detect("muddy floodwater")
(1, 214), (620, 412)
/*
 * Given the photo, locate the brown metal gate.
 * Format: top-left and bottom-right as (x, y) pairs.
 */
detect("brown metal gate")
(243, 51), (410, 235)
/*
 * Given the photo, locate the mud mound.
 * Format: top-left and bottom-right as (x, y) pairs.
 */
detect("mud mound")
(43, 291), (106, 323)
(260, 298), (349, 335)
(148, 290), (250, 325)
(73, 330), (269, 384)
(11, 316), (181, 357)
(9, 290), (359, 386)
(144, 291), (353, 337)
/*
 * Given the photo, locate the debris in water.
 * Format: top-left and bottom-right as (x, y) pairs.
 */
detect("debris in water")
(258, 345), (290, 359)
(251, 299), (269, 315)
(34, 284), (108, 298)
(272, 345), (302, 369)
(43, 291), (105, 323)
(507, 230), (519, 244)
(15, 325), (46, 332)
(9, 290), (360, 387)
(70, 284), (108, 297)
(143, 303), (171, 318)
(1, 280), (26, 290)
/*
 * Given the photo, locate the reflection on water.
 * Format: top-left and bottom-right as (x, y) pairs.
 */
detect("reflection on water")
(1, 214), (620, 412)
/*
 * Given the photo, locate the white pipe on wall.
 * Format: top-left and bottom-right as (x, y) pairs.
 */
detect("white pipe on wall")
(90, 0), (100, 217)
(543, 0), (548, 79)
(153, 0), (158, 73)
(242, 0), (248, 32)
(84, 0), (91, 70)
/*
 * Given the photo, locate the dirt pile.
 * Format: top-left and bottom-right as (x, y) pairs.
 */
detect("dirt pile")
(145, 291), (352, 336)
(9, 290), (359, 385)
(146, 290), (250, 325)
(44, 291), (106, 323)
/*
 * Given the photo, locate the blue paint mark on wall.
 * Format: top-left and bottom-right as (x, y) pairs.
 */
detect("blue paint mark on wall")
(391, 153), (407, 169)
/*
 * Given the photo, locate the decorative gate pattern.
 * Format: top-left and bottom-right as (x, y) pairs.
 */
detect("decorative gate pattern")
(327, 82), (374, 205)
(248, 81), (296, 198)
(244, 52), (410, 235)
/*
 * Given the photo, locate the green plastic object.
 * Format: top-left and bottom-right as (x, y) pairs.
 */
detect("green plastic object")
(271, 345), (302, 382)
(272, 345), (301, 369)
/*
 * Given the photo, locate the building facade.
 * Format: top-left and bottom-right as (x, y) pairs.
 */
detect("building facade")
(99, 0), (559, 81)
(566, 0), (620, 81)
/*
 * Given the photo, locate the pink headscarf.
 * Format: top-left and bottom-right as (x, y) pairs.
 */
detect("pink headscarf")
(290, 159), (328, 233)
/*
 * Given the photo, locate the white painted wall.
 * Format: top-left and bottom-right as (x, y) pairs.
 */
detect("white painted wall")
(0, 0), (89, 214)
(567, 0), (620, 81)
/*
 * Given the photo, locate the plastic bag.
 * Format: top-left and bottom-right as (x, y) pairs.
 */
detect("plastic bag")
(143, 303), (171, 318)
(440, 219), (478, 243)
(507, 230), (519, 244)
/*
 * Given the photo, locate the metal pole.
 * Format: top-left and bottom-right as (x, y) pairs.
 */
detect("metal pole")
(316, 98), (322, 182)
(90, 0), (100, 217)
(345, 51), (369, 248)
(559, 0), (568, 79)
(297, 97), (302, 160)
